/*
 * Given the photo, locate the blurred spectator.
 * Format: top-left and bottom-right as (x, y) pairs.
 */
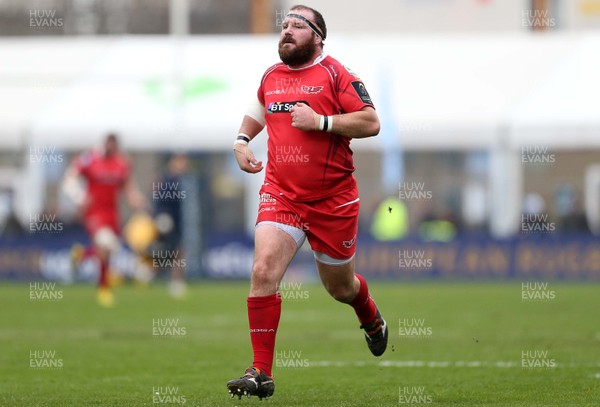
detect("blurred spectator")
(152, 153), (190, 298)
(555, 185), (590, 234)
(418, 209), (457, 242)
(521, 192), (550, 234)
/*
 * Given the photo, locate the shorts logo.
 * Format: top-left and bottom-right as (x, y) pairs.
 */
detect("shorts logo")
(342, 235), (356, 249)
(351, 81), (373, 105)
(300, 85), (323, 94)
(260, 193), (277, 204)
(267, 100), (309, 114)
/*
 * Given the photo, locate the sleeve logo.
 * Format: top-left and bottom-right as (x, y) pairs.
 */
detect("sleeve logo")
(351, 81), (373, 105)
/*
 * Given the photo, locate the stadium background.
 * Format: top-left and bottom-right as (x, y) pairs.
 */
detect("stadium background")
(1, 1), (600, 405)
(1, 0), (599, 281)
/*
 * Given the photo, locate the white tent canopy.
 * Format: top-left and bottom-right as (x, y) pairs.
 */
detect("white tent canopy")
(1, 33), (599, 152)
(508, 33), (600, 148)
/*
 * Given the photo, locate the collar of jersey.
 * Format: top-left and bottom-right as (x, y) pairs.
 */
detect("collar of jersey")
(287, 53), (327, 70)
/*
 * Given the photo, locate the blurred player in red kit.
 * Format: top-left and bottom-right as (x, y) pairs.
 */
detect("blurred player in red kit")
(227, 5), (387, 400)
(62, 134), (145, 307)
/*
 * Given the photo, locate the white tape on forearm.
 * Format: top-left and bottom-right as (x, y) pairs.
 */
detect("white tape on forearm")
(62, 175), (85, 206)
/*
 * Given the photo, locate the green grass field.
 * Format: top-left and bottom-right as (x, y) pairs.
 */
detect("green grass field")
(0, 281), (598, 406)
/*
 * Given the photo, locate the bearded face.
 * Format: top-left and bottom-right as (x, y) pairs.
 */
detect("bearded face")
(278, 32), (317, 67)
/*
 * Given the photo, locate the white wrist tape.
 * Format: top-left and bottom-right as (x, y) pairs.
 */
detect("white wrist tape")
(234, 133), (250, 147)
(318, 115), (333, 132)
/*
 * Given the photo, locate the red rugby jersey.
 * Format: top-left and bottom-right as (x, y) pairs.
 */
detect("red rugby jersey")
(74, 150), (130, 216)
(257, 54), (374, 202)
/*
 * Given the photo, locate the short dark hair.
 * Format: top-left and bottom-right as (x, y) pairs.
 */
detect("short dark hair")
(290, 4), (327, 45)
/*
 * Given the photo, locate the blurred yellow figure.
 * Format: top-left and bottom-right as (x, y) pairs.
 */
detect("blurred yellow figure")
(124, 211), (158, 286)
(370, 197), (409, 241)
(124, 211), (158, 253)
(97, 287), (115, 308)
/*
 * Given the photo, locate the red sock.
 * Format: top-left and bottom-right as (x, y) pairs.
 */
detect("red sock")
(98, 258), (110, 289)
(350, 274), (378, 324)
(248, 294), (281, 377)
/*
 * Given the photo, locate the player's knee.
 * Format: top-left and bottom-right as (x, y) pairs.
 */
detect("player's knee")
(93, 227), (119, 253)
(326, 284), (356, 303)
(251, 259), (278, 290)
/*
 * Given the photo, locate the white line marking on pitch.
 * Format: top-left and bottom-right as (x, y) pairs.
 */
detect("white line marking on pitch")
(310, 360), (596, 368)
(309, 360), (516, 368)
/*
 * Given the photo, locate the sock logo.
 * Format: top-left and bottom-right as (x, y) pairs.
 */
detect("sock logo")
(250, 328), (275, 333)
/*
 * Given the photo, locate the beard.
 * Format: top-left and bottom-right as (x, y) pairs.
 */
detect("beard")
(278, 35), (317, 67)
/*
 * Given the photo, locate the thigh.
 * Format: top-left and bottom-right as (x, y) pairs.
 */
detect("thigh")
(315, 256), (356, 292)
(251, 224), (298, 296)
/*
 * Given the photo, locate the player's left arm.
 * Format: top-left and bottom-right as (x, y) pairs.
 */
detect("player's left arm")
(326, 106), (380, 139)
(291, 103), (380, 138)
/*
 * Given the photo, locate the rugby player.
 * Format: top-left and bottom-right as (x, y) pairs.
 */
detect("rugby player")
(62, 134), (145, 306)
(227, 5), (387, 400)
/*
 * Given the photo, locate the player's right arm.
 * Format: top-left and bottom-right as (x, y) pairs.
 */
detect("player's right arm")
(61, 157), (87, 207)
(233, 98), (265, 174)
